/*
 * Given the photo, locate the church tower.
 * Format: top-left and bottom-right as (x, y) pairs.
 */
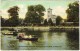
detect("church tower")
(47, 8), (52, 20)
(47, 8), (57, 24)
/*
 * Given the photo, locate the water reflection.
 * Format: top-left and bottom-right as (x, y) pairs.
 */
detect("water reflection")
(66, 29), (79, 50)
(8, 40), (18, 50)
(1, 28), (79, 50)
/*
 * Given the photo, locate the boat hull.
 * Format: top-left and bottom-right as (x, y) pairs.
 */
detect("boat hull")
(3, 34), (13, 35)
(17, 37), (38, 41)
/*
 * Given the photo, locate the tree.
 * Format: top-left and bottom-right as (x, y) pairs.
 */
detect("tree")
(56, 16), (62, 25)
(66, 1), (79, 22)
(48, 18), (53, 26)
(44, 19), (48, 26)
(7, 6), (19, 26)
(1, 16), (5, 26)
(24, 4), (45, 26)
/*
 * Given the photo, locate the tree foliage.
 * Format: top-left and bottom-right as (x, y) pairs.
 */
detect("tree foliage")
(48, 18), (53, 26)
(66, 1), (79, 22)
(24, 4), (45, 26)
(56, 16), (62, 25)
(1, 16), (5, 26)
(44, 19), (48, 26)
(7, 6), (19, 26)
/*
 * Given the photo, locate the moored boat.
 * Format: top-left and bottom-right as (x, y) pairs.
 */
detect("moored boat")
(17, 37), (38, 41)
(3, 33), (13, 35)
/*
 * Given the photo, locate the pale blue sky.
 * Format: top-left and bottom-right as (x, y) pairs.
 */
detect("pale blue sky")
(1, 0), (78, 19)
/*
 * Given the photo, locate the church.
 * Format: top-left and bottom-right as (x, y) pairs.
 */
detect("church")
(47, 8), (57, 24)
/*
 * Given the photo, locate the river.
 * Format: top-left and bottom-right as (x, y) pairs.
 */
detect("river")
(1, 28), (79, 50)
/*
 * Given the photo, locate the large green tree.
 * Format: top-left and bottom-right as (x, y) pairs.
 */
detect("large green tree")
(24, 4), (45, 26)
(7, 6), (19, 26)
(56, 16), (62, 25)
(66, 1), (79, 22)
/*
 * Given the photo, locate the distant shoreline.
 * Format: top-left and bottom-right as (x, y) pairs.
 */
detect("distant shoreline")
(1, 26), (79, 29)
(1, 26), (79, 32)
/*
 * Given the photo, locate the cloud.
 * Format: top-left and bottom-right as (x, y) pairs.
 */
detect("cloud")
(1, 9), (9, 18)
(43, 11), (47, 19)
(1, 5), (67, 19)
(52, 6), (67, 19)
(1, 4), (27, 19)
(18, 5), (27, 19)
(43, 6), (67, 19)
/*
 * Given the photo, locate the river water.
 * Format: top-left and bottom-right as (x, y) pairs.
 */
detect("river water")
(1, 28), (79, 50)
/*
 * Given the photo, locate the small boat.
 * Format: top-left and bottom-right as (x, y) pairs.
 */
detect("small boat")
(3, 31), (17, 36)
(17, 37), (38, 41)
(3, 33), (13, 35)
(3, 34), (13, 35)
(17, 33), (38, 41)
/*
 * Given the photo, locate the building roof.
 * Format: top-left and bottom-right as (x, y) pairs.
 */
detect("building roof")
(48, 8), (52, 10)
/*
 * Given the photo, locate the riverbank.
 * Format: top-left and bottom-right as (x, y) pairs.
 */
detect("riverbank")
(1, 26), (79, 28)
(1, 26), (79, 32)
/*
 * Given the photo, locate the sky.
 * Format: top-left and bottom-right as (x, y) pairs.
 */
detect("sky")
(0, 0), (78, 19)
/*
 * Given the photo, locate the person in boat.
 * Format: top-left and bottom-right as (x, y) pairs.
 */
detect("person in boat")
(29, 35), (32, 38)
(24, 36), (28, 38)
(18, 33), (25, 38)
